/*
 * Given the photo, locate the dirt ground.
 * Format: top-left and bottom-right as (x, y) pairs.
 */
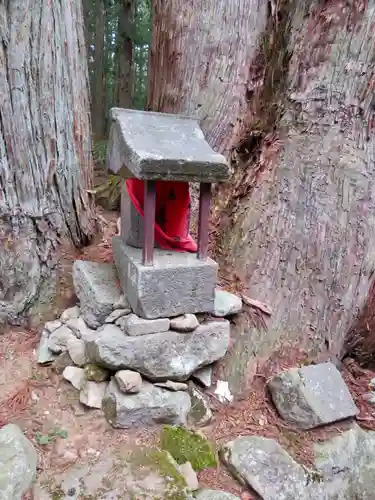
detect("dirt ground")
(2, 206), (375, 500)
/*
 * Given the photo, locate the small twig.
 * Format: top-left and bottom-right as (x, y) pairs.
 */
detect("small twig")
(241, 293), (273, 316)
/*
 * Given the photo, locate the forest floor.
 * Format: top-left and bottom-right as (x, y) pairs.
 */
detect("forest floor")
(2, 203), (375, 498)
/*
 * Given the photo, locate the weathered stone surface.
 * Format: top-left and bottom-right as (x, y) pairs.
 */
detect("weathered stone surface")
(63, 366), (85, 390)
(72, 260), (122, 329)
(65, 317), (95, 341)
(44, 319), (62, 333)
(107, 107), (229, 182)
(214, 290), (243, 317)
(84, 364), (110, 382)
(33, 445), (191, 499)
(124, 314), (170, 336)
(192, 366), (213, 388)
(48, 325), (76, 354)
(37, 330), (58, 364)
(52, 352), (74, 375)
(187, 386), (212, 427)
(113, 237), (217, 319)
(170, 314), (199, 332)
(113, 293), (130, 310)
(105, 308), (131, 324)
(268, 362), (358, 429)
(79, 380), (108, 409)
(195, 490), (241, 500)
(66, 336), (86, 366)
(115, 370), (142, 393)
(179, 462), (199, 491)
(60, 306), (80, 323)
(102, 378), (191, 428)
(155, 381), (188, 391)
(86, 321), (230, 381)
(221, 436), (312, 500)
(0, 424), (37, 500)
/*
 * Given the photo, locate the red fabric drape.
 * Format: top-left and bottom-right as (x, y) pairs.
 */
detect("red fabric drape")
(126, 179), (197, 252)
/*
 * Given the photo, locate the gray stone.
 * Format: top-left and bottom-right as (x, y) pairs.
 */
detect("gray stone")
(221, 436), (312, 500)
(65, 317), (95, 341)
(107, 107), (229, 182)
(48, 325), (76, 354)
(268, 362), (358, 429)
(105, 308), (131, 324)
(66, 337), (86, 366)
(115, 370), (142, 393)
(79, 381), (108, 409)
(52, 352), (74, 375)
(60, 306), (80, 323)
(86, 321), (230, 381)
(155, 381), (188, 391)
(113, 237), (217, 319)
(113, 293), (131, 310)
(179, 462), (199, 491)
(84, 364), (110, 382)
(214, 290), (243, 317)
(123, 314), (170, 336)
(192, 365), (213, 388)
(102, 378), (191, 428)
(63, 366), (86, 390)
(170, 314), (199, 332)
(0, 424), (37, 500)
(44, 319), (62, 333)
(36, 330), (58, 364)
(33, 446), (191, 499)
(195, 490), (241, 500)
(72, 260), (122, 329)
(187, 386), (212, 427)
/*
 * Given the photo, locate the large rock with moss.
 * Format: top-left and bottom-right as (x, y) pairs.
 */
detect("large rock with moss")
(103, 378), (191, 428)
(160, 426), (217, 472)
(86, 321), (230, 381)
(0, 424), (37, 500)
(33, 445), (193, 499)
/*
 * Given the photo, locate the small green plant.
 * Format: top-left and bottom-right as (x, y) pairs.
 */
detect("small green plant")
(93, 140), (108, 164)
(35, 428), (68, 445)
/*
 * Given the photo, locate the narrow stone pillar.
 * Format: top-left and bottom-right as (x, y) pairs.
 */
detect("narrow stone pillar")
(197, 183), (212, 260)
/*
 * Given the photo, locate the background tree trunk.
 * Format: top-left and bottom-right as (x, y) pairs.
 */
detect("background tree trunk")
(91, 0), (106, 139)
(148, 0), (375, 395)
(115, 0), (134, 108)
(0, 0), (95, 327)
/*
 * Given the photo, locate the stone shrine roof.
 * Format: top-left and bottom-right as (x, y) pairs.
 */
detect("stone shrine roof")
(107, 108), (230, 182)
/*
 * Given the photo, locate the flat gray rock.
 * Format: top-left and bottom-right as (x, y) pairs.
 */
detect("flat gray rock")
(44, 319), (62, 333)
(107, 108), (229, 182)
(79, 380), (108, 409)
(187, 386), (212, 427)
(72, 260), (122, 329)
(268, 362), (358, 429)
(105, 308), (131, 324)
(214, 290), (243, 317)
(65, 317), (95, 341)
(36, 330), (58, 364)
(66, 336), (86, 366)
(124, 314), (170, 336)
(221, 436), (313, 500)
(103, 378), (191, 428)
(60, 306), (80, 323)
(155, 381), (188, 391)
(86, 321), (230, 381)
(170, 314), (199, 332)
(63, 366), (85, 390)
(195, 490), (241, 500)
(115, 370), (142, 394)
(0, 424), (37, 500)
(192, 365), (213, 388)
(48, 325), (76, 354)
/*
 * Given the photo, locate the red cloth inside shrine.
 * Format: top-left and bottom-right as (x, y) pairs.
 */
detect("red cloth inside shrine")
(126, 179), (197, 252)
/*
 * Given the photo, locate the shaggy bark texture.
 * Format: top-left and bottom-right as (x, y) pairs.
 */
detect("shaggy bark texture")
(0, 1), (95, 327)
(148, 0), (375, 393)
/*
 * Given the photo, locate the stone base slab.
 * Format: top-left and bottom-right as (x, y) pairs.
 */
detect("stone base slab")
(112, 236), (217, 319)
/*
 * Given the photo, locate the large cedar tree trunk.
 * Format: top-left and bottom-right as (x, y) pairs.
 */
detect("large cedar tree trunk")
(91, 0), (106, 139)
(115, 0), (134, 108)
(0, 1), (95, 327)
(148, 0), (375, 393)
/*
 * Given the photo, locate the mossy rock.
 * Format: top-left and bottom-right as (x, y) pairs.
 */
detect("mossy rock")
(84, 364), (109, 382)
(160, 426), (217, 472)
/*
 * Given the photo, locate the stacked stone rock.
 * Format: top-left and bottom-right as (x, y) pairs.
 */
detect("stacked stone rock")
(37, 260), (242, 428)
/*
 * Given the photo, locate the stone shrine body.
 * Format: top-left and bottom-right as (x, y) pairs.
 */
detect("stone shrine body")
(107, 108), (229, 319)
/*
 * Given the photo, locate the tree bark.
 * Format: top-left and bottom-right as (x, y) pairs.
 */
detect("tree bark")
(115, 0), (134, 108)
(0, 0), (95, 327)
(148, 0), (375, 394)
(91, 0), (106, 139)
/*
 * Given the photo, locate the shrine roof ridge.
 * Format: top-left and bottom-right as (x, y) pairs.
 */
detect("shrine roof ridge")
(107, 107), (230, 183)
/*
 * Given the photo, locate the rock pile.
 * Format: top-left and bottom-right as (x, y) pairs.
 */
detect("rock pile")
(37, 260), (241, 428)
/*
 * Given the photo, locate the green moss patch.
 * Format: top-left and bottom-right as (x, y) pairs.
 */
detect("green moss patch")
(160, 426), (217, 471)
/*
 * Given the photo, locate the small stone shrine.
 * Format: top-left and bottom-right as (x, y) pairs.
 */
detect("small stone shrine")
(36, 108), (242, 429)
(108, 108), (230, 319)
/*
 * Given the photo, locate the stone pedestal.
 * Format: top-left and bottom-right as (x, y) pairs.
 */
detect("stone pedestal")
(112, 236), (217, 319)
